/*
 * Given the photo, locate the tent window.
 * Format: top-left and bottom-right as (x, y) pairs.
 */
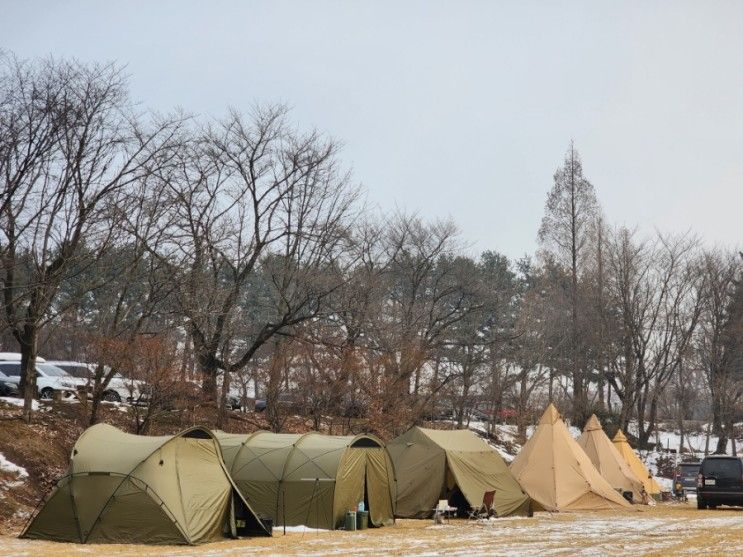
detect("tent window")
(350, 437), (381, 448)
(182, 429), (211, 439)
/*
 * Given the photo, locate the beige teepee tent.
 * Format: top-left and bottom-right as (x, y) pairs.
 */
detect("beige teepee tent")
(612, 429), (662, 496)
(577, 415), (645, 503)
(510, 404), (633, 511)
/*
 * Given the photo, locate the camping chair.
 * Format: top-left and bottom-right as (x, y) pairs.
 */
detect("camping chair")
(433, 499), (453, 524)
(469, 490), (496, 521)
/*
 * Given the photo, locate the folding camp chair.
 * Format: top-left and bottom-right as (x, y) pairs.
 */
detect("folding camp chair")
(433, 499), (453, 524)
(469, 490), (496, 520)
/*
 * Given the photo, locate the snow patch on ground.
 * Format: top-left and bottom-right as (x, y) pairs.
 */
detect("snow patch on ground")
(0, 397), (39, 410)
(278, 525), (329, 533)
(0, 453), (28, 479)
(0, 451), (28, 495)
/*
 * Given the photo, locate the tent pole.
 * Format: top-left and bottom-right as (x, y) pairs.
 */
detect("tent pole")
(302, 478), (320, 538)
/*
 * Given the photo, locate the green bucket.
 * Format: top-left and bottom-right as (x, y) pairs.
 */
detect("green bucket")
(345, 511), (357, 531)
(356, 510), (369, 530)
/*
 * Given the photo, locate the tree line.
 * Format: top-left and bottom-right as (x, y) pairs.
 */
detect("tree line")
(1, 55), (741, 450)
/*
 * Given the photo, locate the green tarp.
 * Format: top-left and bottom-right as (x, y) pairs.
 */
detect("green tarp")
(21, 424), (269, 545)
(387, 427), (531, 518)
(216, 431), (396, 529)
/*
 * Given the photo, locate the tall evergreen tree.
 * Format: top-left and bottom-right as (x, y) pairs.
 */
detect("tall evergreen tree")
(538, 143), (600, 425)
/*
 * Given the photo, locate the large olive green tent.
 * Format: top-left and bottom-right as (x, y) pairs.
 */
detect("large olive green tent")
(387, 427), (531, 518)
(216, 431), (396, 530)
(21, 424), (269, 545)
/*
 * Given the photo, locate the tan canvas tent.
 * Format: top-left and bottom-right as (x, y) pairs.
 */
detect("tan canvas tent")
(387, 427), (530, 518)
(577, 415), (645, 502)
(216, 431), (395, 530)
(612, 429), (662, 496)
(510, 404), (633, 511)
(22, 424), (269, 545)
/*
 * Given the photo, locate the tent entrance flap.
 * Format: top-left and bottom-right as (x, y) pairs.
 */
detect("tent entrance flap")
(364, 448), (395, 526)
(233, 489), (267, 536)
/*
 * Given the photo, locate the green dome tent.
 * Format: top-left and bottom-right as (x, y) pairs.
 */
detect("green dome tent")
(215, 431), (396, 529)
(21, 424), (269, 545)
(387, 427), (531, 518)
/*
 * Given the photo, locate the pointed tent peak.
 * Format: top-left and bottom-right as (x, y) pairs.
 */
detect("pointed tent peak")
(613, 429), (628, 443)
(538, 403), (562, 425)
(584, 414), (603, 432)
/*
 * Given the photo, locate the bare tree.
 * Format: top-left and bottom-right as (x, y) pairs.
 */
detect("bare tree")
(134, 105), (360, 427)
(369, 216), (482, 416)
(696, 250), (743, 453)
(0, 55), (180, 422)
(605, 228), (703, 445)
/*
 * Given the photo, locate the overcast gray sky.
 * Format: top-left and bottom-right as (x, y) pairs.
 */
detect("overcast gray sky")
(2, 1), (741, 258)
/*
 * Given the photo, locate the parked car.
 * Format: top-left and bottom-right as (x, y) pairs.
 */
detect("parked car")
(0, 361), (85, 400)
(674, 460), (701, 499)
(46, 360), (139, 403)
(227, 393), (244, 411)
(423, 406), (456, 422)
(696, 455), (743, 509)
(254, 392), (304, 414)
(0, 372), (19, 396)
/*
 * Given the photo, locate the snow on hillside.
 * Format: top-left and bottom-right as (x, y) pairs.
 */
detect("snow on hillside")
(0, 453), (27, 479)
(0, 397), (39, 411)
(0, 451), (28, 498)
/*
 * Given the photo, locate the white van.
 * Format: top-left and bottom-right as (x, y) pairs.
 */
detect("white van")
(46, 361), (139, 403)
(0, 360), (84, 400)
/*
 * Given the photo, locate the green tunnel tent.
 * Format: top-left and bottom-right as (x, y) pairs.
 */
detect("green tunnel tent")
(21, 424), (269, 545)
(215, 431), (396, 529)
(387, 427), (531, 518)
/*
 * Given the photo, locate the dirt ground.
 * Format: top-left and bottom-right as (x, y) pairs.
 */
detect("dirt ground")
(2, 502), (742, 556)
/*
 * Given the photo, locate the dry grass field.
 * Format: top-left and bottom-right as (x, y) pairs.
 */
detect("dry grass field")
(2, 503), (742, 556)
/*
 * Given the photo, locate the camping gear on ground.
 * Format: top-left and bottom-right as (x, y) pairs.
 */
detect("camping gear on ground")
(468, 490), (496, 520)
(612, 429), (663, 497)
(433, 499), (455, 524)
(510, 404), (634, 512)
(356, 510), (369, 530)
(387, 427), (530, 519)
(345, 511), (357, 531)
(21, 424), (269, 545)
(216, 431), (396, 530)
(577, 415), (646, 503)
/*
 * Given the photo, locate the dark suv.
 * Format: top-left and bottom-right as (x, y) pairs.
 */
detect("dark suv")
(674, 461), (700, 499)
(696, 455), (743, 509)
